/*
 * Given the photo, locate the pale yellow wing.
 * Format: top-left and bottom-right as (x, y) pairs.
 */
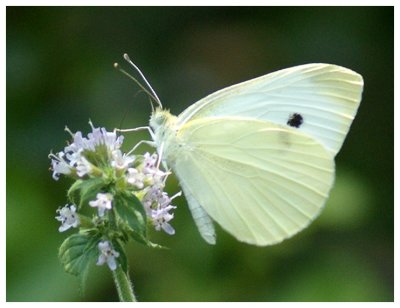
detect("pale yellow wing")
(177, 64), (363, 156)
(169, 117), (335, 246)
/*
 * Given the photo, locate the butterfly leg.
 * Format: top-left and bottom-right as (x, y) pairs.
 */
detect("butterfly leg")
(126, 140), (156, 155)
(156, 141), (170, 172)
(156, 142), (164, 169)
(116, 126), (156, 140)
(116, 126), (157, 155)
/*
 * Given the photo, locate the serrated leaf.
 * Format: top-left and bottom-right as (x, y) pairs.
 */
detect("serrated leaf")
(114, 193), (147, 240)
(59, 232), (101, 277)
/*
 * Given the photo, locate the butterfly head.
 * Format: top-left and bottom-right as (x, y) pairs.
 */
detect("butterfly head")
(150, 108), (178, 136)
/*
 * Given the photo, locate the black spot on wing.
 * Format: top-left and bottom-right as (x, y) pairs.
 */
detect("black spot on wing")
(287, 113), (303, 128)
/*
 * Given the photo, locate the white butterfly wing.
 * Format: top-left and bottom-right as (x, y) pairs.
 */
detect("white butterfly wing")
(179, 178), (216, 244)
(169, 117), (335, 246)
(177, 64), (363, 156)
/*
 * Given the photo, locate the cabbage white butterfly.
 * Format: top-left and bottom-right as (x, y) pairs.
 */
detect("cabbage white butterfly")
(117, 54), (363, 246)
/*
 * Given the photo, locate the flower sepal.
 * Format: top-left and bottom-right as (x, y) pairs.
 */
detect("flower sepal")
(77, 213), (95, 229)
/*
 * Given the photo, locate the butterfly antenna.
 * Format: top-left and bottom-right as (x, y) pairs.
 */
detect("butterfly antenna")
(148, 96), (155, 112)
(113, 62), (160, 110)
(123, 53), (163, 109)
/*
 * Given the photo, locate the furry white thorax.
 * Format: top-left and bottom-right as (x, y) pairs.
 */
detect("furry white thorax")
(149, 108), (180, 164)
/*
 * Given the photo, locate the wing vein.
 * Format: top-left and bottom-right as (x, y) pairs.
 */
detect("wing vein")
(198, 149), (328, 198)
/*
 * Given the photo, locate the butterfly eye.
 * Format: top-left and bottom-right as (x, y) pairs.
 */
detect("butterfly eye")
(150, 111), (165, 129)
(287, 113), (304, 128)
(150, 109), (176, 131)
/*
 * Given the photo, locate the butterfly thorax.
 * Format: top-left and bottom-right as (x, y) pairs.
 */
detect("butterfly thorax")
(150, 108), (180, 162)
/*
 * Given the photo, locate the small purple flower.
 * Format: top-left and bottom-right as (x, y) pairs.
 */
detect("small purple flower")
(50, 152), (72, 180)
(96, 241), (119, 271)
(89, 193), (113, 217)
(151, 205), (176, 235)
(111, 150), (135, 170)
(55, 204), (79, 232)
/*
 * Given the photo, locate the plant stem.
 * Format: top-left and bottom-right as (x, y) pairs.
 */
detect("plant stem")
(112, 266), (137, 302)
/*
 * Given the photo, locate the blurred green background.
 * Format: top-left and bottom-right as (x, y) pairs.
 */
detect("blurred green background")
(6, 6), (393, 301)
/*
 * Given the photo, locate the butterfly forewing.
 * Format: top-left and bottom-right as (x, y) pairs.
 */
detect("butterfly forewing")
(177, 64), (363, 156)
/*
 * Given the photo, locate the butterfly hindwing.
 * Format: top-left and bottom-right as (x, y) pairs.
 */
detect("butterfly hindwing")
(179, 178), (216, 244)
(170, 117), (335, 246)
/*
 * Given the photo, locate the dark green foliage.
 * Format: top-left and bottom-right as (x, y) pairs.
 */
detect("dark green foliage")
(113, 192), (147, 241)
(59, 231), (102, 278)
(68, 178), (107, 209)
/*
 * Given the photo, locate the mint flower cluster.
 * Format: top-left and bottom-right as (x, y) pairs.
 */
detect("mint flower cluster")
(50, 123), (180, 274)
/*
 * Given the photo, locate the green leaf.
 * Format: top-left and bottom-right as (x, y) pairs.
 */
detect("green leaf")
(68, 177), (106, 209)
(114, 193), (147, 241)
(111, 239), (128, 273)
(127, 227), (167, 249)
(59, 232), (101, 277)
(67, 179), (84, 205)
(142, 239), (168, 249)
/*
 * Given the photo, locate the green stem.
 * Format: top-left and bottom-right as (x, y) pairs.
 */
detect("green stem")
(112, 266), (137, 302)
